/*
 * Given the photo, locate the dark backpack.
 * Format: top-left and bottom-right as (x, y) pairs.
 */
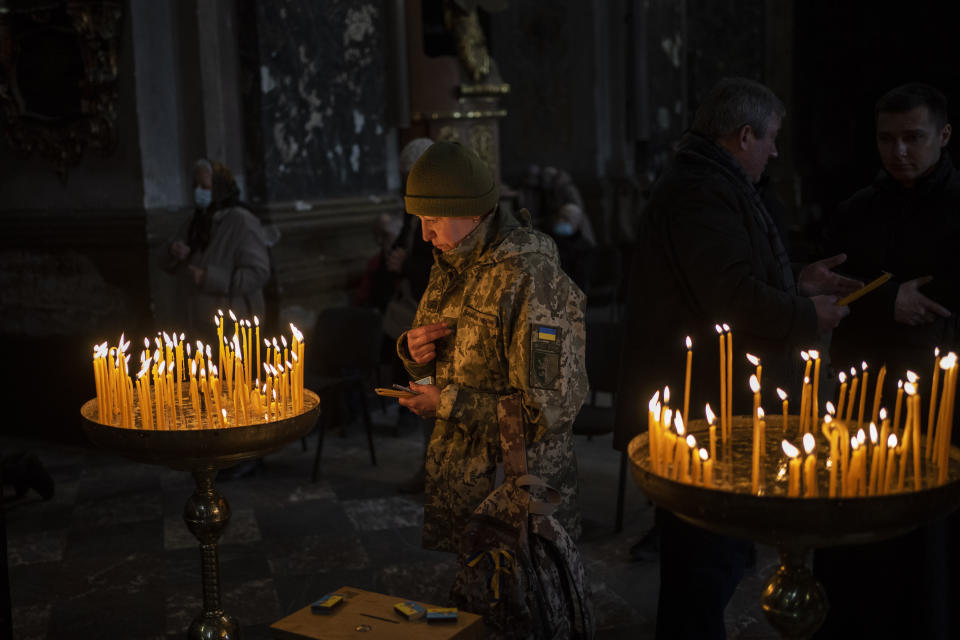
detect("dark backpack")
(450, 394), (596, 639)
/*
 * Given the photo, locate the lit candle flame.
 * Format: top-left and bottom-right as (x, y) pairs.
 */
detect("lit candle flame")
(826, 401), (835, 415)
(856, 428), (866, 445)
(808, 349), (820, 359)
(803, 432), (815, 455)
(757, 407), (765, 419)
(824, 414), (833, 425)
(782, 440), (800, 458)
(746, 353), (760, 366)
(801, 350), (809, 362)
(777, 388), (787, 401)
(705, 403), (716, 425)
(940, 352), (958, 369)
(229, 310), (237, 322)
(879, 407), (887, 420)
(715, 324), (723, 334)
(861, 361), (868, 371)
(663, 386), (671, 404)
(281, 335), (288, 348)
(887, 433), (898, 448)
(686, 434), (696, 449)
(869, 422), (878, 443)
(838, 371), (846, 384)
(699, 448), (709, 462)
(906, 370), (918, 383)
(214, 315), (220, 327)
(685, 336), (692, 349)
(648, 395), (659, 414)
(254, 316), (260, 327)
(905, 382), (917, 395)
(722, 323), (730, 332)
(851, 436), (859, 451)
(749, 375), (760, 393)
(291, 324), (304, 342)
(850, 367), (857, 377)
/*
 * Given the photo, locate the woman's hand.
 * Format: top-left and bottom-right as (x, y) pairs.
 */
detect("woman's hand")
(170, 240), (190, 260)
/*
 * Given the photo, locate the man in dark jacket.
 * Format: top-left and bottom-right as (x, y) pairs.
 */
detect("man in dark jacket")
(816, 82), (960, 639)
(615, 77), (859, 639)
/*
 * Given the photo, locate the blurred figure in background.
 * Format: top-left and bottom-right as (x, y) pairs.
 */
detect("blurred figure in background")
(547, 202), (596, 296)
(162, 159), (276, 338)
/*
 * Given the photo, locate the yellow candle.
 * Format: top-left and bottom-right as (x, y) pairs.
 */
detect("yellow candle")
(871, 365), (886, 427)
(912, 394), (922, 491)
(828, 427), (838, 497)
(928, 348), (942, 459)
(717, 326), (726, 441)
(898, 408), (912, 491)
(686, 434), (698, 484)
(845, 369), (859, 424)
(868, 421), (880, 495)
(255, 316), (261, 390)
(777, 388), (788, 434)
(803, 432), (817, 497)
(724, 324), (732, 437)
(683, 336), (692, 425)
(857, 362), (869, 428)
(783, 440), (801, 497)
(836, 372), (848, 423)
(700, 448), (712, 487)
(799, 376), (810, 435)
(883, 433), (898, 494)
(671, 411), (685, 481)
(750, 375), (761, 494)
(648, 392), (661, 475)
(706, 403), (717, 463)
(810, 349), (821, 428)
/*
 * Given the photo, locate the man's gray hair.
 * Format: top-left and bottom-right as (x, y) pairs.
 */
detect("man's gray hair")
(691, 77), (785, 140)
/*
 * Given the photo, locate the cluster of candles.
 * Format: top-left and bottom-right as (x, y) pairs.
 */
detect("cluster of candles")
(647, 324), (959, 497)
(91, 310), (306, 429)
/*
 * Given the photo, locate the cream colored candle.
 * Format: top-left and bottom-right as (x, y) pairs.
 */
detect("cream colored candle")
(803, 432), (817, 497)
(777, 388), (788, 435)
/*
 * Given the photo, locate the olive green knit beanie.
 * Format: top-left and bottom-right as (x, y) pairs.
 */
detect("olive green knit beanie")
(404, 141), (499, 217)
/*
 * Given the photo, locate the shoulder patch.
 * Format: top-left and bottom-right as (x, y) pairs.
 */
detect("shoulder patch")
(530, 323), (562, 389)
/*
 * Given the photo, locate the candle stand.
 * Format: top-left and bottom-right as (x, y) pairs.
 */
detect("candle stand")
(80, 390), (320, 640)
(629, 415), (960, 639)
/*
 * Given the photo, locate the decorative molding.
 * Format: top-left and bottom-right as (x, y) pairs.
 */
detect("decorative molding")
(458, 82), (511, 97)
(411, 108), (507, 121)
(0, 1), (124, 180)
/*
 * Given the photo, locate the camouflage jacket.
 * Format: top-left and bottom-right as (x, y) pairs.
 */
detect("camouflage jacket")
(397, 208), (588, 552)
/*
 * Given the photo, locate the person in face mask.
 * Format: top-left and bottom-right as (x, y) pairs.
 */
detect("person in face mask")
(547, 202), (595, 297)
(162, 159), (276, 337)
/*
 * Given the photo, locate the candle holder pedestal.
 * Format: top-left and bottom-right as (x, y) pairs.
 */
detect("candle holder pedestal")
(629, 416), (960, 639)
(80, 391), (320, 640)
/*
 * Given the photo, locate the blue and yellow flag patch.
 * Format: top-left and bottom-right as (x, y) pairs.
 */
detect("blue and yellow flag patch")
(530, 323), (562, 389)
(537, 326), (557, 342)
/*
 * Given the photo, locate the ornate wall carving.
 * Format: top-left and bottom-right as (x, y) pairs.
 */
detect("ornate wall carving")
(0, 0), (123, 180)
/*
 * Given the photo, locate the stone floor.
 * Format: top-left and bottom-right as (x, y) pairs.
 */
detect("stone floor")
(2, 401), (781, 639)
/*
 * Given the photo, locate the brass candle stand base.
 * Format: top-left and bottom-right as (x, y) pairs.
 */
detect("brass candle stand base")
(629, 416), (960, 639)
(81, 391), (320, 639)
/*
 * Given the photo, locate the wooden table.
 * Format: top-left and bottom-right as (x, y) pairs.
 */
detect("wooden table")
(270, 586), (486, 640)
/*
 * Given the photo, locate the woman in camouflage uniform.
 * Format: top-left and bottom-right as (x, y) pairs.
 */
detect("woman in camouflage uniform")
(396, 141), (588, 553)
